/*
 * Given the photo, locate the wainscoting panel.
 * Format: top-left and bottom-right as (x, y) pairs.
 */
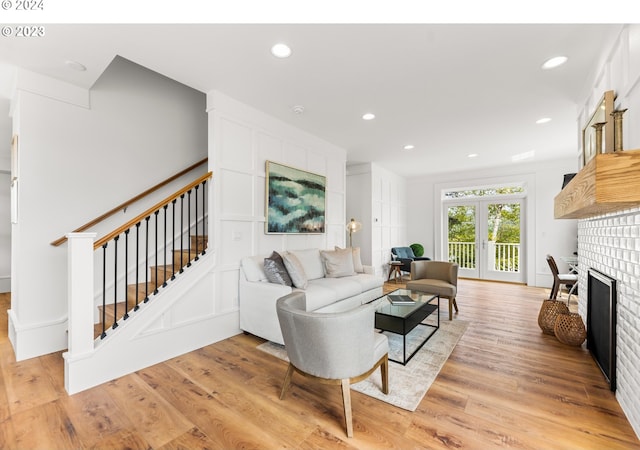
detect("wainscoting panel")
(219, 117), (253, 172)
(256, 131), (284, 168)
(220, 169), (253, 217)
(219, 220), (253, 265)
(216, 267), (239, 313)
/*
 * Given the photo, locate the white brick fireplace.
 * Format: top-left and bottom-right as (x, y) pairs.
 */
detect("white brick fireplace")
(578, 207), (640, 436)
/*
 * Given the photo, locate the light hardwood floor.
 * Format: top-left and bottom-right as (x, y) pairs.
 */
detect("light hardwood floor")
(1, 280), (639, 449)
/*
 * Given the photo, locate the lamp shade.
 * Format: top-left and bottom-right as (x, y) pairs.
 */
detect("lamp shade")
(346, 218), (362, 247)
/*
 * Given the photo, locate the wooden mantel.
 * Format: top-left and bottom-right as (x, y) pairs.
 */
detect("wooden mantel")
(554, 148), (640, 219)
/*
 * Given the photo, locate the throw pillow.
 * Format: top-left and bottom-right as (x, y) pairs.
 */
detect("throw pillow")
(321, 248), (356, 278)
(282, 252), (308, 289)
(263, 251), (292, 286)
(335, 246), (364, 273)
(241, 256), (268, 282)
(287, 248), (325, 280)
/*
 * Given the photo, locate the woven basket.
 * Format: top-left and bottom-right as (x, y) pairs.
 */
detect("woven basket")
(554, 313), (587, 346)
(537, 300), (570, 335)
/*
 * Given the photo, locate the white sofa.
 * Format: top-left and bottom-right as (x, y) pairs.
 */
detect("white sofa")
(239, 248), (384, 345)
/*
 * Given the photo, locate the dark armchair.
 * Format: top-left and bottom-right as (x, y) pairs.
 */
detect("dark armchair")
(391, 247), (431, 275)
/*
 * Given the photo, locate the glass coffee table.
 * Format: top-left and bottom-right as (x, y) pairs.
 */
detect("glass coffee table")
(373, 288), (439, 365)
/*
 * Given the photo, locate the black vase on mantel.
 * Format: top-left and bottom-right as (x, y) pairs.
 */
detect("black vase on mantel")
(562, 173), (577, 189)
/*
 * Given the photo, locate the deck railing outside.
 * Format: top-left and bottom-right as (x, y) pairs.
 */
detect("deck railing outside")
(449, 241), (520, 272)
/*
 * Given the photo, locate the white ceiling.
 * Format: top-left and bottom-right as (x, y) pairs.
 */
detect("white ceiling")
(0, 24), (622, 177)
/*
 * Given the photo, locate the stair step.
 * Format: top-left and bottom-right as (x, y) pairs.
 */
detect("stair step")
(150, 265), (175, 286)
(191, 235), (208, 251)
(173, 249), (199, 268)
(96, 301), (127, 339)
(126, 282), (158, 301)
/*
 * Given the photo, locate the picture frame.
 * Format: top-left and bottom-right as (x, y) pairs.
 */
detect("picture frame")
(265, 160), (326, 234)
(582, 90), (614, 167)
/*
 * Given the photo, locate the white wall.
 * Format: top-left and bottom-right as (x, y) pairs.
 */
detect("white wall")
(0, 172), (9, 293)
(407, 157), (579, 287)
(346, 162), (407, 277)
(1, 97), (12, 292)
(9, 57), (207, 359)
(346, 164), (373, 264)
(207, 90), (347, 317)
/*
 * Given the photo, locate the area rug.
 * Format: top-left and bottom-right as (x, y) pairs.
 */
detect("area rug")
(257, 317), (468, 411)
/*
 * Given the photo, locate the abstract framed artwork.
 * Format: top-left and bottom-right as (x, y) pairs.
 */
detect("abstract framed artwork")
(265, 161), (326, 234)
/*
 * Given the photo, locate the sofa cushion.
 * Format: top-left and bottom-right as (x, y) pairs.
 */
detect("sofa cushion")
(288, 248), (325, 280)
(311, 277), (362, 298)
(335, 246), (364, 273)
(264, 251), (292, 286)
(302, 283), (341, 311)
(282, 252), (308, 289)
(349, 273), (384, 292)
(241, 255), (268, 282)
(352, 247), (364, 273)
(406, 278), (456, 298)
(321, 248), (356, 278)
(304, 277), (363, 310)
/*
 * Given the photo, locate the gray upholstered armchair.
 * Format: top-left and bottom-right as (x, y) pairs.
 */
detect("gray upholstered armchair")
(276, 291), (389, 438)
(407, 260), (459, 320)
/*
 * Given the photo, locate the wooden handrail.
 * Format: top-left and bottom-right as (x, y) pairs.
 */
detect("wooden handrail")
(51, 158), (208, 246)
(93, 171), (212, 250)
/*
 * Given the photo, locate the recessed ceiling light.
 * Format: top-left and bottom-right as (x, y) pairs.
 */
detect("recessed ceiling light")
(542, 56), (568, 70)
(512, 150), (536, 162)
(65, 60), (86, 71)
(292, 105), (304, 114)
(403, 144), (415, 151)
(362, 113), (375, 120)
(468, 153), (478, 158)
(536, 117), (552, 124)
(271, 43), (292, 58)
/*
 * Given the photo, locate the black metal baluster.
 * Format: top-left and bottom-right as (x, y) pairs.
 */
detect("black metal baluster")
(187, 189), (192, 268)
(202, 180), (207, 255)
(112, 236), (119, 330)
(144, 216), (150, 303)
(124, 229), (130, 320)
(180, 194), (185, 273)
(163, 204), (168, 287)
(101, 243), (107, 339)
(194, 185), (199, 261)
(135, 222), (140, 311)
(154, 210), (159, 294)
(171, 199), (176, 280)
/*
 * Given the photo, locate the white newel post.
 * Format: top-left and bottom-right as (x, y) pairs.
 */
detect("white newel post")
(66, 232), (97, 357)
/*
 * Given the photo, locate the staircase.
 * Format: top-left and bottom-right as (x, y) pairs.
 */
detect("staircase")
(64, 170), (215, 395)
(95, 235), (207, 339)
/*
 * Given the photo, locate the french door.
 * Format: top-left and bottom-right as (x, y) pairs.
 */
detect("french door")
(445, 198), (524, 283)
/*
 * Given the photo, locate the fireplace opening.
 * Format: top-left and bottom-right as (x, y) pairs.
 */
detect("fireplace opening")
(587, 268), (617, 391)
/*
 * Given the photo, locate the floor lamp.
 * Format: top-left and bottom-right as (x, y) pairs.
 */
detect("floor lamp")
(346, 218), (362, 248)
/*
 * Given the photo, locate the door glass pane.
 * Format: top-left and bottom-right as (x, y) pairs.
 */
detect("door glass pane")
(444, 186), (525, 199)
(447, 205), (476, 269)
(486, 202), (520, 273)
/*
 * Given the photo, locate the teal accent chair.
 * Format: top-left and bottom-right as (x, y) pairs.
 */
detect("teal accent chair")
(391, 246), (431, 274)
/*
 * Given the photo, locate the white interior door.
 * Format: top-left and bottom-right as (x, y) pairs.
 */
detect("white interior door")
(446, 198), (524, 283)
